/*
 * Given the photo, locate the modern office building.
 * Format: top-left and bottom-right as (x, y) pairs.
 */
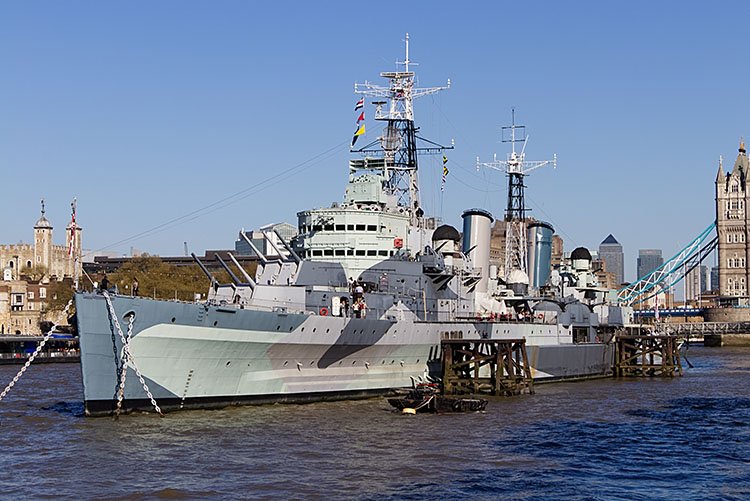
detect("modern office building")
(235, 222), (297, 258)
(636, 249), (663, 280)
(685, 265), (709, 304)
(599, 234), (624, 286)
(711, 265), (720, 291)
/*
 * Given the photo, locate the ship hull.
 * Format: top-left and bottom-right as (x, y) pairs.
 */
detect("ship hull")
(76, 293), (613, 416)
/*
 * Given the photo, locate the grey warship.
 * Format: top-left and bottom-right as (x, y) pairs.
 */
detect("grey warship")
(75, 36), (629, 416)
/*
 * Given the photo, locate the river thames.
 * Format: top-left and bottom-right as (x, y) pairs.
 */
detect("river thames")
(1, 345), (749, 500)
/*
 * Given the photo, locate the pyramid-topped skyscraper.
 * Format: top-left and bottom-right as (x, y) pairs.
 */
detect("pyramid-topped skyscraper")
(599, 234), (624, 286)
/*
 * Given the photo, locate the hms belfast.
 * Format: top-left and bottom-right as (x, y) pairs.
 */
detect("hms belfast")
(75, 35), (630, 416)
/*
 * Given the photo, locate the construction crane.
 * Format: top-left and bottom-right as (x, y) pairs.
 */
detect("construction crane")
(477, 109), (556, 282)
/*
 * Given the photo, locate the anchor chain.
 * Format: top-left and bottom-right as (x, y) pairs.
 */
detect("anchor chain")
(106, 295), (122, 401)
(0, 299), (74, 403)
(114, 314), (134, 418)
(102, 291), (163, 416)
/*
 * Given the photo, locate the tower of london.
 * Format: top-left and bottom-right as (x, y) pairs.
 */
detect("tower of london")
(0, 200), (82, 281)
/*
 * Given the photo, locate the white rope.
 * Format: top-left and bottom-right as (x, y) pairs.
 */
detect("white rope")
(0, 299), (74, 403)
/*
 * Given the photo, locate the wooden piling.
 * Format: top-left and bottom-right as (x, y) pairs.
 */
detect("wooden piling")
(614, 332), (682, 377)
(441, 339), (534, 396)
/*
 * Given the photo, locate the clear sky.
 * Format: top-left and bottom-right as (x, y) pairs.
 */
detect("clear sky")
(2, 1), (749, 281)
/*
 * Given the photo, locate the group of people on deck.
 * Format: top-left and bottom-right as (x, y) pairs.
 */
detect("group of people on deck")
(339, 277), (367, 318)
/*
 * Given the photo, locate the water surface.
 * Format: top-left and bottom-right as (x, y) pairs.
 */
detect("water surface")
(1, 346), (749, 500)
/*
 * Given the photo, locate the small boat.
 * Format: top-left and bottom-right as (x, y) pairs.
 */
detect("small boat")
(387, 383), (487, 414)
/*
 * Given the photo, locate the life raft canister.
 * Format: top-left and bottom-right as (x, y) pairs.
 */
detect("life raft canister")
(319, 307), (329, 316)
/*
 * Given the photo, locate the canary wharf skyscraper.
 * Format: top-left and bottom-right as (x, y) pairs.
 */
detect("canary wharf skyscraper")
(599, 234), (624, 286)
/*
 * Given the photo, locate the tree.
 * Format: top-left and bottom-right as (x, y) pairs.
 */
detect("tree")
(109, 256), (233, 301)
(20, 264), (48, 282)
(45, 279), (75, 313)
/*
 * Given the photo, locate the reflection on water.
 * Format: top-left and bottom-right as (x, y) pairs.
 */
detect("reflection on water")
(1, 347), (749, 499)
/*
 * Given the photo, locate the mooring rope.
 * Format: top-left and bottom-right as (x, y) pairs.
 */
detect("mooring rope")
(0, 299), (74, 403)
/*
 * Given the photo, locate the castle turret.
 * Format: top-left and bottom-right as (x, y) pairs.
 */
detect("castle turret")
(33, 199), (53, 272)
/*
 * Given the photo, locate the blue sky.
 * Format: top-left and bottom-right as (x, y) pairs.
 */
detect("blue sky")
(2, 1), (748, 281)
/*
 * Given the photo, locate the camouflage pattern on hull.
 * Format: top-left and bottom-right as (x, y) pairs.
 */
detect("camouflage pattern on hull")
(76, 292), (613, 416)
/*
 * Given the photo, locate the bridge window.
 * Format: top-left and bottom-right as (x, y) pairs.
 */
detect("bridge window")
(312, 250), (322, 257)
(732, 184), (739, 192)
(347, 250), (354, 256)
(367, 225), (377, 232)
(347, 224), (354, 230)
(355, 224), (365, 231)
(324, 224), (334, 231)
(367, 250), (377, 256)
(355, 250), (366, 256)
(335, 249), (345, 256)
(312, 225), (322, 232)
(335, 224), (345, 231)
(323, 249), (333, 256)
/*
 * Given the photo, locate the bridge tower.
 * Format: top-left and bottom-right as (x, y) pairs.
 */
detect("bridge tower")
(715, 139), (750, 300)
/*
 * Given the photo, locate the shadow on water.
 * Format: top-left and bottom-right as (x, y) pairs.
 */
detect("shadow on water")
(41, 400), (85, 417)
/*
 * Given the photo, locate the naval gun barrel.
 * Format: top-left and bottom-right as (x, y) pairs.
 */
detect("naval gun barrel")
(272, 229), (301, 264)
(215, 254), (243, 286)
(239, 231), (269, 265)
(192, 253), (215, 282)
(261, 231), (289, 262)
(227, 252), (256, 290)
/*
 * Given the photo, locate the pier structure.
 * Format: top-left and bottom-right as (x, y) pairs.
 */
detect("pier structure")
(441, 338), (534, 396)
(613, 330), (682, 377)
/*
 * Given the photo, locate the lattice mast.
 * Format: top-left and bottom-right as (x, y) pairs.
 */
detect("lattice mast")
(477, 110), (556, 281)
(353, 33), (451, 224)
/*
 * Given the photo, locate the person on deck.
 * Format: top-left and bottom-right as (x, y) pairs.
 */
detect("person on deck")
(99, 274), (110, 292)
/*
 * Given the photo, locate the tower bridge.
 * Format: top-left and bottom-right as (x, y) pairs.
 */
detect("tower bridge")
(618, 140), (750, 328)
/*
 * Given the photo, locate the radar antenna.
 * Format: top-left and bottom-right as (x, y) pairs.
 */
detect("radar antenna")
(477, 109), (557, 282)
(352, 33), (452, 224)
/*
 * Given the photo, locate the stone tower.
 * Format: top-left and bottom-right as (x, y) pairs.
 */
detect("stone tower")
(715, 140), (750, 298)
(33, 199), (53, 271)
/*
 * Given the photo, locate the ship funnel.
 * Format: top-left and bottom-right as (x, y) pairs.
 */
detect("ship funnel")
(461, 208), (493, 293)
(527, 221), (554, 289)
